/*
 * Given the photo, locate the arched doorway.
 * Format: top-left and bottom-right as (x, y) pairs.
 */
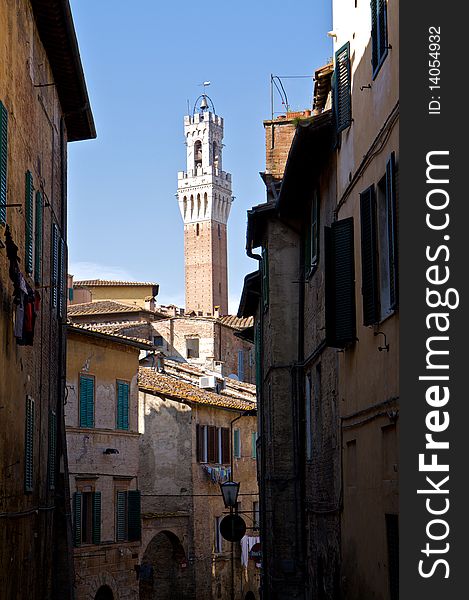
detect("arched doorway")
(139, 531), (190, 600)
(95, 585), (114, 600)
(244, 593), (256, 600)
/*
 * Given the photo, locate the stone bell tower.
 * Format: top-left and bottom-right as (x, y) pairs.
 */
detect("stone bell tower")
(176, 95), (232, 316)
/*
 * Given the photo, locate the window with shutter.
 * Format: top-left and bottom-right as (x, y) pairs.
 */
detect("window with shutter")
(25, 171), (34, 274)
(73, 492), (82, 547)
(92, 491), (101, 544)
(305, 191), (320, 274)
(51, 223), (59, 308)
(116, 491), (127, 541)
(233, 429), (241, 458)
(334, 42), (352, 132)
(251, 432), (257, 459)
(237, 350), (244, 382)
(128, 490), (142, 541)
(255, 322), (262, 390)
(261, 247), (269, 310)
(221, 428), (230, 464)
(207, 425), (217, 463)
(371, 0), (388, 77)
(79, 375), (95, 428)
(360, 188), (380, 325)
(34, 191), (43, 285)
(24, 396), (34, 493)
(386, 152), (398, 310)
(48, 409), (57, 490)
(0, 101), (8, 225)
(116, 381), (130, 430)
(58, 237), (65, 318)
(325, 218), (357, 347)
(196, 424), (208, 462)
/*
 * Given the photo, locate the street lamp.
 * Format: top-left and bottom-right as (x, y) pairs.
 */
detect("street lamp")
(220, 480), (240, 509)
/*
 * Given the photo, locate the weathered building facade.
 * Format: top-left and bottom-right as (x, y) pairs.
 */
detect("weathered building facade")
(239, 0), (399, 597)
(66, 324), (153, 600)
(138, 363), (259, 600)
(0, 1), (94, 597)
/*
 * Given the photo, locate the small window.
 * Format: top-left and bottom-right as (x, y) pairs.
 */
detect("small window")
(0, 100), (8, 225)
(371, 0), (388, 78)
(218, 223), (221, 238)
(237, 350), (244, 382)
(25, 171), (34, 275)
(24, 396), (35, 493)
(115, 490), (141, 542)
(48, 409), (57, 490)
(153, 335), (164, 347)
(73, 490), (101, 546)
(186, 337), (199, 358)
(116, 381), (130, 430)
(305, 191), (319, 275)
(215, 516), (223, 553)
(194, 140), (202, 169)
(196, 223), (200, 236)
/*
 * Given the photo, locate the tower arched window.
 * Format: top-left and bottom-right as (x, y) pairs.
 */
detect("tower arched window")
(204, 193), (208, 217)
(213, 142), (219, 169)
(183, 196), (187, 218)
(194, 140), (202, 170)
(197, 194), (201, 217)
(196, 223), (200, 236)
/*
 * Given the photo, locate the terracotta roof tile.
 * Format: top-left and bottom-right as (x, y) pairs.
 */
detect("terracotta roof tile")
(217, 315), (254, 329)
(67, 323), (155, 349)
(74, 279), (157, 287)
(68, 300), (146, 316)
(138, 367), (256, 412)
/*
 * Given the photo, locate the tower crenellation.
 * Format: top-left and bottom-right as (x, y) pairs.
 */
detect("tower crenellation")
(177, 99), (232, 316)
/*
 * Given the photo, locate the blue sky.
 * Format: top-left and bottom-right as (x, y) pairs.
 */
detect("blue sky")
(68, 1), (332, 313)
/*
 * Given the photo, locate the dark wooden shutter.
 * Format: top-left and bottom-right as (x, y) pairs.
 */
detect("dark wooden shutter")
(117, 381), (130, 430)
(58, 237), (65, 318)
(73, 492), (82, 547)
(221, 427), (230, 464)
(325, 219), (356, 347)
(261, 247), (269, 310)
(372, 0), (388, 75)
(48, 409), (57, 490)
(80, 375), (94, 428)
(24, 396), (34, 493)
(386, 152), (398, 310)
(34, 191), (43, 285)
(196, 424), (205, 462)
(378, 0), (388, 65)
(360, 187), (379, 325)
(207, 425), (217, 463)
(128, 490), (142, 541)
(51, 224), (59, 308)
(371, 0), (379, 72)
(116, 491), (127, 541)
(334, 43), (351, 132)
(25, 171), (34, 274)
(0, 101), (7, 225)
(92, 491), (101, 544)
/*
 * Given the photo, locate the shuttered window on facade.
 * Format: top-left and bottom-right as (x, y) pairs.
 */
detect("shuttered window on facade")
(79, 375), (95, 428)
(116, 381), (130, 430)
(48, 409), (57, 490)
(24, 396), (34, 493)
(197, 424), (230, 464)
(196, 424), (206, 462)
(25, 171), (34, 274)
(233, 428), (241, 458)
(128, 490), (142, 541)
(34, 191), (43, 285)
(386, 152), (398, 310)
(221, 427), (230, 464)
(116, 490), (128, 541)
(261, 247), (269, 310)
(305, 191), (320, 274)
(325, 218), (357, 347)
(58, 237), (66, 318)
(207, 425), (217, 463)
(360, 187), (380, 325)
(0, 101), (7, 225)
(73, 491), (101, 546)
(237, 350), (245, 382)
(51, 223), (59, 308)
(334, 42), (352, 133)
(371, 0), (388, 77)
(254, 322), (262, 390)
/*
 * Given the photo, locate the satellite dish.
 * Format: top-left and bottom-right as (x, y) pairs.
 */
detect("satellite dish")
(228, 374), (239, 381)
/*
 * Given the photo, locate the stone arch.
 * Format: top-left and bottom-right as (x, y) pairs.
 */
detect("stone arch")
(139, 530), (191, 600)
(86, 572), (119, 600)
(204, 192), (208, 216)
(95, 585), (114, 600)
(244, 593), (256, 600)
(194, 140), (202, 170)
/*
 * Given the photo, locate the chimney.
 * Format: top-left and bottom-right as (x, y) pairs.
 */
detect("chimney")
(213, 305), (220, 319)
(145, 296), (156, 311)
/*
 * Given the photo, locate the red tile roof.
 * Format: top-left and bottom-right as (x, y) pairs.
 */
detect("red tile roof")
(74, 279), (157, 287)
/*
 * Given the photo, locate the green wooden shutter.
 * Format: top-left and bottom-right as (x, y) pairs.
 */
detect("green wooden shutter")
(24, 396), (34, 493)
(25, 171), (34, 274)
(117, 381), (130, 430)
(116, 491), (127, 541)
(325, 219), (357, 347)
(127, 490), (142, 542)
(58, 237), (65, 318)
(92, 491), (101, 544)
(386, 152), (398, 310)
(371, 0), (379, 72)
(261, 247), (269, 310)
(360, 187), (380, 325)
(48, 409), (57, 490)
(251, 432), (257, 459)
(51, 224), (59, 308)
(79, 375), (94, 428)
(73, 492), (82, 547)
(371, 0), (388, 76)
(335, 43), (352, 132)
(233, 429), (241, 458)
(0, 101), (8, 225)
(34, 191), (43, 285)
